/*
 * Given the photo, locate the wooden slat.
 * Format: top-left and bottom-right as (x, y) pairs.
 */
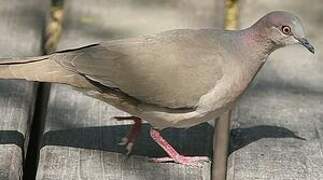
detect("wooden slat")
(36, 0), (225, 180)
(227, 1), (323, 179)
(0, 0), (46, 179)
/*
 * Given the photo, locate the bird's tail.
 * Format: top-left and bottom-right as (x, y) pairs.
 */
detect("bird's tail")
(0, 54), (93, 88)
(0, 55), (54, 81)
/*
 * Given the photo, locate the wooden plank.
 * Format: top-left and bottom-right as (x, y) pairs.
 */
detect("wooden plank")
(0, 0), (46, 179)
(36, 0), (225, 179)
(213, 111), (231, 180)
(227, 1), (323, 179)
(212, 2), (239, 179)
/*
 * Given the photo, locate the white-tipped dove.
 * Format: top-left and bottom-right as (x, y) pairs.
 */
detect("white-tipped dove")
(0, 11), (314, 165)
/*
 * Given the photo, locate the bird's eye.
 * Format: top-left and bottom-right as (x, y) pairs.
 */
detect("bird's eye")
(281, 25), (291, 34)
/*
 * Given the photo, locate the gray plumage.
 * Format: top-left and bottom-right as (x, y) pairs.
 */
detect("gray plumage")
(0, 11), (314, 129)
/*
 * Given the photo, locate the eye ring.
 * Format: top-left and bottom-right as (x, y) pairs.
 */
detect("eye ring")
(281, 25), (291, 34)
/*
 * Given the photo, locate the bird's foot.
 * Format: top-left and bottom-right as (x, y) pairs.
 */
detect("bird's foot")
(113, 116), (142, 155)
(149, 128), (210, 166)
(151, 156), (210, 166)
(117, 137), (134, 156)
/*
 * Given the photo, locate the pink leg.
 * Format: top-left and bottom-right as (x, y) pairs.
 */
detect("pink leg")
(114, 116), (142, 155)
(150, 128), (209, 166)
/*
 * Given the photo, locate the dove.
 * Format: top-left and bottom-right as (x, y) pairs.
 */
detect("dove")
(0, 11), (314, 166)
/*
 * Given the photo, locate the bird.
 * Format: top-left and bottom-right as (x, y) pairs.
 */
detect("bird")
(0, 11), (314, 165)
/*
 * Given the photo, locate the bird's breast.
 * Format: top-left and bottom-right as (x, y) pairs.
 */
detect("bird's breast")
(196, 59), (251, 111)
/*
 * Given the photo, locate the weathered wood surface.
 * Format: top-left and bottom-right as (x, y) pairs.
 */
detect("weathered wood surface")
(227, 1), (323, 179)
(0, 0), (46, 179)
(36, 1), (224, 180)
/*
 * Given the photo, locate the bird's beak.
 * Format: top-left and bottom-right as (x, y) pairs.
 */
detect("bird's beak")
(297, 38), (315, 54)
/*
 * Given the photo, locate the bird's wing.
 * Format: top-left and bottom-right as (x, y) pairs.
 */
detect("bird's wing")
(54, 29), (224, 109)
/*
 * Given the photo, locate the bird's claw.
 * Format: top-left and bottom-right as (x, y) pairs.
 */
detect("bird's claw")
(125, 142), (134, 155)
(118, 137), (128, 146)
(114, 116), (142, 155)
(150, 156), (210, 167)
(118, 137), (134, 155)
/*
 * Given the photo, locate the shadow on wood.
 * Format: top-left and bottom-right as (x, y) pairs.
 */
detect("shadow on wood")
(39, 121), (304, 157)
(0, 131), (25, 149)
(40, 123), (214, 157)
(229, 125), (306, 155)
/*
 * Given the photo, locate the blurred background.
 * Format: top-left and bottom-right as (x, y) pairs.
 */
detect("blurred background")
(0, 0), (322, 180)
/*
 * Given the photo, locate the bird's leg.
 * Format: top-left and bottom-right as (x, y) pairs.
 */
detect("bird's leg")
(113, 116), (142, 155)
(149, 128), (209, 166)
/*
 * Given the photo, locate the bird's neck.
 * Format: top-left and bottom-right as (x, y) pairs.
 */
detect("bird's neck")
(240, 23), (279, 58)
(227, 26), (277, 87)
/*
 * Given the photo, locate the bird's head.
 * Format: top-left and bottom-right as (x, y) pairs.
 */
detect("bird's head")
(254, 11), (314, 54)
